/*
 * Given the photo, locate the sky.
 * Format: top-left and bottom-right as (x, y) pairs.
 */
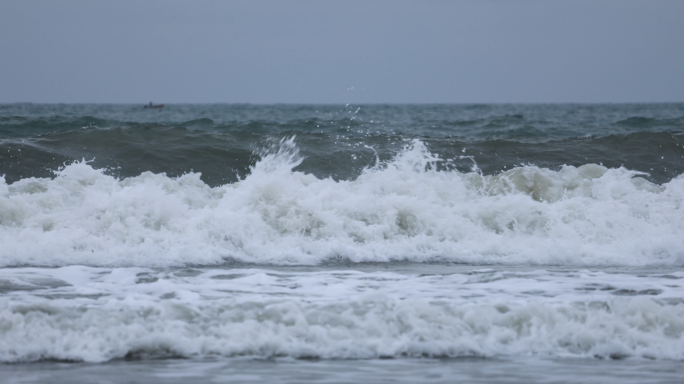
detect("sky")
(1, 0), (683, 104)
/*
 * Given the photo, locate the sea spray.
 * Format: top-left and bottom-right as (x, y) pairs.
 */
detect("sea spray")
(1, 139), (682, 267)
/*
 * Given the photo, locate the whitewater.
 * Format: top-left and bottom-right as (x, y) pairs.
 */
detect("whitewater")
(1, 138), (683, 267)
(1, 103), (683, 383)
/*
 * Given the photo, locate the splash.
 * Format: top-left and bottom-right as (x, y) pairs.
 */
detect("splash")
(1, 139), (683, 267)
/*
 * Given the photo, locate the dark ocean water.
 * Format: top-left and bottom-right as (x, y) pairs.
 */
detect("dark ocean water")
(2, 103), (683, 185)
(1, 103), (683, 383)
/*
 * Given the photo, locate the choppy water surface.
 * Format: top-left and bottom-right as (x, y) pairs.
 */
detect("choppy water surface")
(1, 103), (683, 383)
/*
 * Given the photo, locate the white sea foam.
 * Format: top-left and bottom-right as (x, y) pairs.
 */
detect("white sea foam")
(1, 267), (683, 362)
(1, 139), (683, 267)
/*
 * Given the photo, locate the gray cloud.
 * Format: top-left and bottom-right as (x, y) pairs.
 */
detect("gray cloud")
(1, 0), (683, 103)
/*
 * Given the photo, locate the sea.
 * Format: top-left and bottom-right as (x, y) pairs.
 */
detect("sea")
(1, 103), (683, 383)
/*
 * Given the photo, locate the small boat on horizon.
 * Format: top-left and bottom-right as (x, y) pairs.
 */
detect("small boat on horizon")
(144, 102), (164, 109)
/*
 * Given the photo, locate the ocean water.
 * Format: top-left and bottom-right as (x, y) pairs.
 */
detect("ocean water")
(1, 103), (683, 383)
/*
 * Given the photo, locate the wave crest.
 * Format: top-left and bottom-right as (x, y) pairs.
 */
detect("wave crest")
(1, 140), (682, 267)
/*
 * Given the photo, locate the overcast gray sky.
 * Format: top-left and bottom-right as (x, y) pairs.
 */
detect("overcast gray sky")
(1, 0), (683, 104)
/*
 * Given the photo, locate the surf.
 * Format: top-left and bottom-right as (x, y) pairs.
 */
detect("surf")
(1, 139), (682, 267)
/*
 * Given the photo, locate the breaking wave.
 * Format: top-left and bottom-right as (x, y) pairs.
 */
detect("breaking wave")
(1, 139), (683, 267)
